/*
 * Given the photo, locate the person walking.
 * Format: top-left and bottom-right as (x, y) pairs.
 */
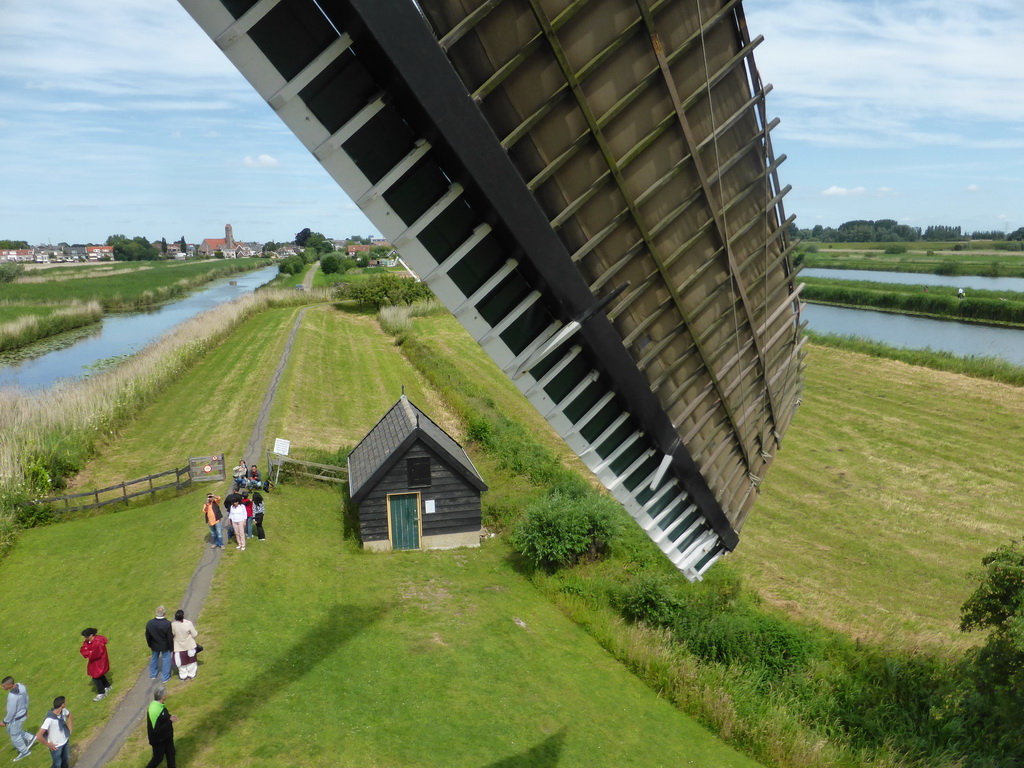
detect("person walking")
(144, 686), (178, 768)
(35, 696), (72, 768)
(203, 493), (224, 549)
(252, 491), (267, 540)
(228, 499), (248, 550)
(171, 610), (199, 681)
(145, 607), (174, 683)
(1, 676), (33, 761)
(78, 629), (111, 701)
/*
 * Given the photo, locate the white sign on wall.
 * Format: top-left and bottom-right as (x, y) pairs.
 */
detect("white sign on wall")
(425, 499), (436, 515)
(273, 438), (291, 456)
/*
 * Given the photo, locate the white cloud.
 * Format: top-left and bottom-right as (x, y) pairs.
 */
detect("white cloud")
(966, 184), (980, 192)
(822, 186), (866, 197)
(747, 1), (1024, 149)
(244, 154), (280, 168)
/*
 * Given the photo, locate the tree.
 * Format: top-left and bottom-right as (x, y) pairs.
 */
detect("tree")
(179, 236), (187, 251)
(960, 541), (1024, 729)
(160, 237), (167, 255)
(295, 227), (312, 247)
(320, 253), (342, 275)
(0, 240), (29, 250)
(106, 234), (159, 261)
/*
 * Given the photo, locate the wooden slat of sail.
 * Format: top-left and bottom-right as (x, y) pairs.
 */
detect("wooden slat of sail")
(177, 0), (804, 579)
(427, 0), (803, 533)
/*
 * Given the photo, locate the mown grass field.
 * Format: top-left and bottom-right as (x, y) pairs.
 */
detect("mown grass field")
(732, 344), (1024, 651)
(802, 244), (1024, 276)
(97, 485), (760, 768)
(69, 306), (303, 492)
(265, 305), (457, 453)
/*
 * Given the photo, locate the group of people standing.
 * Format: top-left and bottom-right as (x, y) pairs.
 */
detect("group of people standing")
(203, 490), (267, 550)
(146, 606), (201, 683)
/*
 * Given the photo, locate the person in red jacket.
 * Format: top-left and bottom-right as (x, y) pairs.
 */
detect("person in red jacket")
(79, 629), (111, 702)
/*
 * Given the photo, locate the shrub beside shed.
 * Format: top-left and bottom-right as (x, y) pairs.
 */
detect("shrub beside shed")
(347, 395), (487, 551)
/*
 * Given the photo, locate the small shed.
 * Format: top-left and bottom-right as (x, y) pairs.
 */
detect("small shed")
(348, 395), (487, 551)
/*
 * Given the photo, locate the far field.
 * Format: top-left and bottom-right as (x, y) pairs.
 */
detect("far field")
(802, 241), (1024, 276)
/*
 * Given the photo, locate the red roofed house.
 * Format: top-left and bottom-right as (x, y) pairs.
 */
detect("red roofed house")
(199, 224), (237, 258)
(346, 243), (371, 257)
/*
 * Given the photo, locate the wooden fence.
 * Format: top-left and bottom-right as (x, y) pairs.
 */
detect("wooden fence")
(266, 451), (347, 486)
(32, 466), (193, 515)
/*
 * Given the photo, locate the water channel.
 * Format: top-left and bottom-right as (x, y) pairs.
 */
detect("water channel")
(0, 265), (278, 391)
(797, 268), (1024, 364)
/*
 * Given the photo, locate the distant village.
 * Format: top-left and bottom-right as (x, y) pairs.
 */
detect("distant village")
(0, 224), (397, 267)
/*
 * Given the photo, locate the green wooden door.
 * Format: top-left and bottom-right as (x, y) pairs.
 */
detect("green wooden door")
(389, 493), (420, 550)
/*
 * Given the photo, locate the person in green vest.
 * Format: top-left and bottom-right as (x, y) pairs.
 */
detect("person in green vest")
(145, 686), (178, 768)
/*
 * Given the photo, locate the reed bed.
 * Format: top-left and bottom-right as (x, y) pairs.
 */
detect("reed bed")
(0, 300), (102, 353)
(801, 280), (1024, 326)
(0, 287), (329, 552)
(14, 265), (152, 283)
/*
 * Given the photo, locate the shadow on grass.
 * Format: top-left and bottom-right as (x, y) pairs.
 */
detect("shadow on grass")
(174, 601), (390, 762)
(483, 728), (567, 768)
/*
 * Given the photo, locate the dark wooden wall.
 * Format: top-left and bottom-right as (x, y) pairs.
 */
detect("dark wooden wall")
(359, 439), (481, 544)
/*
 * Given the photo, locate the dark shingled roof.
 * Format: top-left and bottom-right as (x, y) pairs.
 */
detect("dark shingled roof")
(347, 395), (487, 502)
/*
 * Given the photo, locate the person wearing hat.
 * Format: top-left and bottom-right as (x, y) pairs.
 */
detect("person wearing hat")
(78, 629), (111, 701)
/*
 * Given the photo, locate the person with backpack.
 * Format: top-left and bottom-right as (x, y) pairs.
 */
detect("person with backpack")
(35, 696), (72, 768)
(203, 493), (223, 549)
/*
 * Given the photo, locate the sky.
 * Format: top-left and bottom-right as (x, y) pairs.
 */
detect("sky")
(1, 0), (1023, 246)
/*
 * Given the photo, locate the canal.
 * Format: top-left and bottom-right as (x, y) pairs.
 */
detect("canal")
(801, 268), (1024, 293)
(0, 265), (278, 390)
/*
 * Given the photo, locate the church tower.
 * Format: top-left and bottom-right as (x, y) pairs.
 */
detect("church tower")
(225, 224), (235, 248)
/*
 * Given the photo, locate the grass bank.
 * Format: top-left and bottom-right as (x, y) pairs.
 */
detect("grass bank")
(0, 300), (102, 353)
(0, 288), (331, 554)
(800, 277), (1024, 326)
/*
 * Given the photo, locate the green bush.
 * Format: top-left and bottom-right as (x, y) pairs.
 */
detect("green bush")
(320, 253), (342, 274)
(884, 244), (908, 254)
(934, 260), (960, 275)
(614, 573), (684, 628)
(510, 492), (623, 571)
(0, 262), (25, 283)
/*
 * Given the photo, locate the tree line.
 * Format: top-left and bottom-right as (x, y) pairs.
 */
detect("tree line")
(791, 219), (1024, 243)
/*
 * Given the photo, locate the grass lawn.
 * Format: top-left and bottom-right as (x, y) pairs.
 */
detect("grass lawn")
(0, 493), (202, 759)
(731, 343), (1024, 651)
(70, 306), (303, 492)
(104, 485), (762, 768)
(265, 305), (461, 453)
